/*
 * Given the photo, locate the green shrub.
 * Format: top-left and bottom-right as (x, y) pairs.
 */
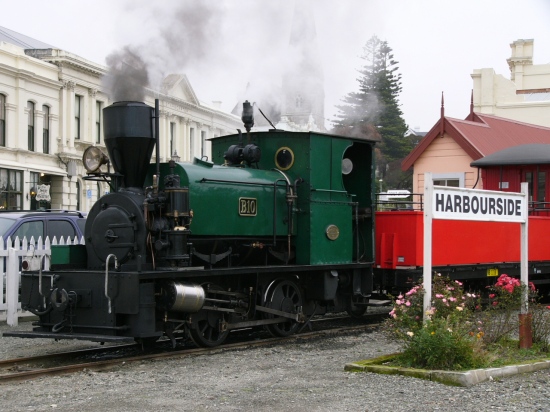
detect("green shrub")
(396, 317), (486, 370)
(384, 274), (484, 370)
(529, 304), (550, 351)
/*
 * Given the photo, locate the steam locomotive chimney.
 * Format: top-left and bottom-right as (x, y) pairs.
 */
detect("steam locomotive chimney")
(103, 101), (156, 192)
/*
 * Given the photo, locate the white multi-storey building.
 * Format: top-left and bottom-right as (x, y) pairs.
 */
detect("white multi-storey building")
(472, 39), (550, 128)
(0, 26), (240, 212)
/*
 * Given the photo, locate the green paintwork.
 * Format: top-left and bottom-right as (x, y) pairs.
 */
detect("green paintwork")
(153, 130), (375, 265)
(149, 160), (289, 236)
(50, 244), (87, 265)
(215, 131), (376, 266)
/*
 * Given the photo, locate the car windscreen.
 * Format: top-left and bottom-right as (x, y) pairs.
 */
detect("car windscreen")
(0, 217), (17, 238)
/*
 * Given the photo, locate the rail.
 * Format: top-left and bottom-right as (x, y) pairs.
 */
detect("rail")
(1, 235), (85, 325)
(374, 193), (424, 211)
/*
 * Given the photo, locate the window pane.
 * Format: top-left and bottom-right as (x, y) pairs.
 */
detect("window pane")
(27, 101), (34, 126)
(43, 105), (50, 154)
(0, 94), (5, 121)
(27, 101), (34, 151)
(14, 221), (44, 241)
(526, 172), (534, 202)
(0, 94), (5, 146)
(48, 220), (76, 241)
(538, 172), (546, 204)
(433, 179), (459, 187)
(96, 101), (101, 144)
(75, 95), (81, 139)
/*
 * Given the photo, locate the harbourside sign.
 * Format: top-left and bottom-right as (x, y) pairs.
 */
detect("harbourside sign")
(422, 173), (529, 329)
(433, 186), (527, 223)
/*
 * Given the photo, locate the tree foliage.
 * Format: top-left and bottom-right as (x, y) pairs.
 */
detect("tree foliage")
(332, 35), (413, 189)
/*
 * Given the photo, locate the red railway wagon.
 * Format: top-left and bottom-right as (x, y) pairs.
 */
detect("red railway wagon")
(374, 210), (550, 295)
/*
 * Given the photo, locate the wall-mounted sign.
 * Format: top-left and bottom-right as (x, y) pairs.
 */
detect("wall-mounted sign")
(35, 184), (51, 202)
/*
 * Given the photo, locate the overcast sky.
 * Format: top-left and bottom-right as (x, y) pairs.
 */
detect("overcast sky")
(2, 0), (549, 131)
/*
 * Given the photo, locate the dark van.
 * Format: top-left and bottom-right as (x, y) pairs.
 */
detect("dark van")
(0, 210), (87, 244)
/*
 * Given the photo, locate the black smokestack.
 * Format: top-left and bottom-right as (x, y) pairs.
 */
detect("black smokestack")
(103, 101), (156, 192)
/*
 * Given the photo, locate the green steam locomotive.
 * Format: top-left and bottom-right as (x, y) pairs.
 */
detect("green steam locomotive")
(7, 100), (377, 347)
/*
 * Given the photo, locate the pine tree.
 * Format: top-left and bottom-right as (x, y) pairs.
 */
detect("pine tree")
(332, 36), (412, 188)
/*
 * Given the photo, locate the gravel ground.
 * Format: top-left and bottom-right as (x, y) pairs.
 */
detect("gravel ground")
(1, 320), (550, 412)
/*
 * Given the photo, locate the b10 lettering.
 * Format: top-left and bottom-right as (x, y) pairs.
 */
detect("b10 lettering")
(239, 197), (257, 216)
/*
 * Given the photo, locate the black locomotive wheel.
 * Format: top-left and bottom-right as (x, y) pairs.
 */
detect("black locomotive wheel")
(263, 279), (303, 337)
(346, 300), (367, 318)
(189, 309), (229, 348)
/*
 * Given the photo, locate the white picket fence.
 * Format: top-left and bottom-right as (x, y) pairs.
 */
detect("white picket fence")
(0, 235), (85, 325)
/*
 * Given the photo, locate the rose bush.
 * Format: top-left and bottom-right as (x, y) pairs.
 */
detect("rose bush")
(385, 274), (484, 370)
(482, 274), (536, 343)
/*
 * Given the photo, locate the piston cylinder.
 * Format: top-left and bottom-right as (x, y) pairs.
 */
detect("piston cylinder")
(161, 281), (205, 313)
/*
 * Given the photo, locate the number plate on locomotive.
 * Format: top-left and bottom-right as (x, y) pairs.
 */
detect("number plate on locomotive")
(239, 197), (257, 216)
(487, 268), (499, 277)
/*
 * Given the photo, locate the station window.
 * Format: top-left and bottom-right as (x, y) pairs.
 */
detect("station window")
(27, 101), (35, 151)
(433, 178), (460, 187)
(96, 101), (102, 144)
(201, 131), (206, 157)
(526, 171), (547, 207)
(43, 105), (50, 154)
(0, 94), (5, 147)
(0, 168), (22, 210)
(170, 122), (176, 157)
(190, 127), (195, 158)
(75, 95), (81, 140)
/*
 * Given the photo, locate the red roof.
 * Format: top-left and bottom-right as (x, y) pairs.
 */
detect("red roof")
(401, 112), (550, 171)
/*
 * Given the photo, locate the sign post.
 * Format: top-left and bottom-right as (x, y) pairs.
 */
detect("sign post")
(423, 175), (530, 346)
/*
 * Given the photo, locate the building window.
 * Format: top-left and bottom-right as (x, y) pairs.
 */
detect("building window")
(96, 101), (102, 144)
(433, 178), (460, 187)
(76, 181), (80, 211)
(170, 122), (176, 157)
(201, 131), (206, 157)
(27, 101), (35, 151)
(42, 105), (50, 154)
(0, 168), (22, 210)
(432, 173), (464, 188)
(538, 172), (546, 205)
(190, 127), (195, 158)
(525, 171), (547, 207)
(0, 94), (5, 147)
(75, 95), (81, 140)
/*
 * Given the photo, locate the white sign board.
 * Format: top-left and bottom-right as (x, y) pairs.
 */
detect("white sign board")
(433, 186), (526, 223)
(423, 173), (529, 319)
(386, 189), (411, 199)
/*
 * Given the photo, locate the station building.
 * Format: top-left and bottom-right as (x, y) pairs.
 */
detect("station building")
(0, 26), (240, 212)
(401, 39), (550, 206)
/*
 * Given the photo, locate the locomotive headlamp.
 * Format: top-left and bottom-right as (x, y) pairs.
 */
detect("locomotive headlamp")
(82, 146), (110, 173)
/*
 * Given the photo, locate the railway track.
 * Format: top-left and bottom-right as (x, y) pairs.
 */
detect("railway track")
(0, 312), (387, 383)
